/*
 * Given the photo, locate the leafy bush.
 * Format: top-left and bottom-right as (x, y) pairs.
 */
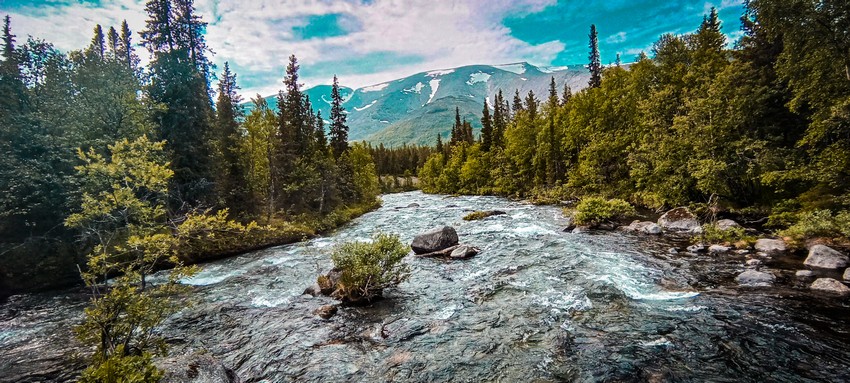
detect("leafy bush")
(697, 224), (754, 246)
(78, 347), (163, 383)
(780, 209), (850, 243)
(571, 197), (636, 226)
(329, 232), (410, 303)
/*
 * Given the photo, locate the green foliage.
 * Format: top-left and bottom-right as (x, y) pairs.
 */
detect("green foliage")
(78, 347), (163, 383)
(572, 197), (636, 226)
(697, 224), (754, 246)
(329, 232), (410, 303)
(779, 210), (850, 243)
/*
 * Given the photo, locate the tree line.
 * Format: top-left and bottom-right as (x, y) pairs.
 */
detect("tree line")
(420, 2), (850, 233)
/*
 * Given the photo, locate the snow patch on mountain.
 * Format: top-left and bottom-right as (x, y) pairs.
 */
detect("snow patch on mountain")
(427, 69), (455, 77)
(494, 63), (526, 74)
(403, 82), (425, 94)
(427, 79), (440, 104)
(466, 72), (491, 85)
(539, 65), (571, 73)
(354, 100), (377, 111)
(362, 82), (389, 92)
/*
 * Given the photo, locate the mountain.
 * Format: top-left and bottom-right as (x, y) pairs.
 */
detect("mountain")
(243, 62), (591, 147)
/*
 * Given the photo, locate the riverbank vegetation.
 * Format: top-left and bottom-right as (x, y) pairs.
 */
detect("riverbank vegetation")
(419, 2), (850, 244)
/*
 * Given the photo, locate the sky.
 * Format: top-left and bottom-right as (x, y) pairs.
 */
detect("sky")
(0, 0), (746, 97)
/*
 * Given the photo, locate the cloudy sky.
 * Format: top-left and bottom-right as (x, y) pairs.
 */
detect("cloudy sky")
(1, 0), (745, 96)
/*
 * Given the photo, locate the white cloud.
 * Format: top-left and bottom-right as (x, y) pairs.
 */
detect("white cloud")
(606, 31), (627, 44)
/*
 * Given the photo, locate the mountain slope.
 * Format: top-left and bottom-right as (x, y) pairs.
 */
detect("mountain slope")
(244, 62), (591, 147)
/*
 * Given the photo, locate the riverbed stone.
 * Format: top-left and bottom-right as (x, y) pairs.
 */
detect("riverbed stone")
(803, 245), (849, 270)
(658, 207), (701, 233)
(736, 270), (775, 286)
(810, 278), (850, 295)
(687, 244), (706, 253)
(709, 244), (731, 254)
(754, 238), (786, 254)
(562, 215), (576, 232)
(303, 284), (322, 297)
(716, 219), (741, 231)
(844, 268), (850, 281)
(157, 354), (240, 383)
(411, 226), (459, 254)
(796, 270), (816, 278)
(746, 259), (762, 266)
(625, 221), (663, 235)
(314, 305), (338, 319)
(450, 245), (479, 259)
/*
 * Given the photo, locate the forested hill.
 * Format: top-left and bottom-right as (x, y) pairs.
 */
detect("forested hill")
(244, 62), (591, 147)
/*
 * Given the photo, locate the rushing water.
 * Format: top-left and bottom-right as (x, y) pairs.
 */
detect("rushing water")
(2, 191), (850, 382)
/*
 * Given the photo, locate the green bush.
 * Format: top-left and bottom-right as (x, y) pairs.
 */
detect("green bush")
(697, 224), (754, 246)
(571, 197), (636, 226)
(78, 348), (163, 383)
(780, 209), (850, 243)
(329, 232), (410, 303)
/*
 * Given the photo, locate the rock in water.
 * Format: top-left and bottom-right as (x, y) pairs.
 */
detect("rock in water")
(810, 278), (850, 295)
(450, 245), (479, 259)
(736, 270), (775, 286)
(796, 270), (816, 278)
(844, 268), (850, 281)
(157, 354), (240, 383)
(411, 226), (459, 254)
(804, 245), (849, 269)
(314, 305), (338, 319)
(562, 215), (576, 232)
(709, 244), (731, 254)
(657, 207), (701, 233)
(754, 238), (786, 254)
(715, 219), (741, 231)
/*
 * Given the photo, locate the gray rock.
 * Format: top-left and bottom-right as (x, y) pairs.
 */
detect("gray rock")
(411, 226), (459, 254)
(303, 284), (321, 297)
(657, 207), (701, 233)
(736, 270), (775, 286)
(625, 221), (663, 235)
(687, 244), (706, 253)
(735, 249), (750, 255)
(709, 244), (731, 254)
(572, 226), (590, 234)
(407, 203), (421, 208)
(796, 270), (816, 278)
(157, 354), (240, 383)
(754, 238), (786, 253)
(810, 278), (850, 295)
(803, 245), (849, 270)
(668, 247), (679, 254)
(598, 222), (617, 231)
(746, 259), (762, 266)
(844, 268), (850, 281)
(450, 245), (479, 259)
(716, 219), (741, 231)
(562, 215), (576, 232)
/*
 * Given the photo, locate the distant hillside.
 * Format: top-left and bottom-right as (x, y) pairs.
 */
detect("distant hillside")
(242, 62), (592, 147)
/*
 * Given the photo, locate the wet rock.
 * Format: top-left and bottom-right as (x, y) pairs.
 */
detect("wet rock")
(407, 203), (420, 208)
(157, 353), (240, 383)
(736, 270), (775, 286)
(716, 219), (741, 231)
(303, 284), (322, 297)
(844, 268), (850, 281)
(314, 305), (338, 319)
(709, 245), (731, 254)
(463, 210), (506, 221)
(572, 226), (590, 234)
(735, 249), (750, 255)
(411, 226), (458, 254)
(796, 270), (816, 278)
(562, 215), (576, 232)
(657, 207), (701, 233)
(598, 223), (617, 231)
(450, 245), (479, 259)
(803, 245), (849, 270)
(668, 247), (679, 254)
(754, 238), (786, 254)
(686, 244), (706, 253)
(746, 259), (762, 266)
(810, 278), (850, 295)
(624, 221), (662, 235)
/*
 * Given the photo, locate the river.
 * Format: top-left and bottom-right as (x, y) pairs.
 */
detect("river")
(2, 191), (850, 382)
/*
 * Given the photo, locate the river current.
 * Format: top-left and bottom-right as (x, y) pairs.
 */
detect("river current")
(2, 191), (850, 382)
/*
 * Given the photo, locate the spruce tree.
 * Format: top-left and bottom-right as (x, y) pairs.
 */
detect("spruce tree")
(86, 25), (105, 61)
(512, 89), (524, 115)
(329, 74), (349, 158)
(106, 26), (119, 59)
(315, 110), (327, 150)
(117, 20), (138, 72)
(561, 83), (572, 106)
(492, 90), (507, 149)
(480, 100), (493, 152)
(615, 53), (622, 67)
(214, 61), (245, 214)
(548, 77), (558, 107)
(588, 24), (602, 88)
(525, 90), (538, 120)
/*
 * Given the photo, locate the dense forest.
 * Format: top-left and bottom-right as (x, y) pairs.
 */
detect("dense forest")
(0, 0), (380, 292)
(420, 2), (850, 243)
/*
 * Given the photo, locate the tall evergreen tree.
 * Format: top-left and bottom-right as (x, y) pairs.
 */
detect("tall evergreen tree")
(86, 25), (105, 61)
(106, 26), (119, 59)
(329, 74), (349, 158)
(480, 100), (493, 152)
(315, 110), (327, 150)
(615, 53), (622, 67)
(561, 83), (572, 106)
(512, 90), (524, 115)
(525, 90), (538, 121)
(588, 24), (602, 88)
(117, 20), (138, 72)
(214, 61), (246, 214)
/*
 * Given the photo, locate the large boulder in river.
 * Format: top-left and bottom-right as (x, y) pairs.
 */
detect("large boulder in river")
(810, 278), (850, 296)
(657, 207), (701, 233)
(736, 270), (775, 286)
(411, 226), (459, 254)
(803, 245), (849, 269)
(754, 238), (786, 254)
(157, 354), (240, 383)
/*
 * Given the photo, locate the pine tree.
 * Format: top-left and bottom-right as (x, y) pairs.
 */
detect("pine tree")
(615, 53), (622, 67)
(548, 77), (558, 107)
(561, 83), (572, 106)
(450, 106), (462, 146)
(462, 119), (473, 143)
(315, 111), (327, 150)
(117, 20), (138, 72)
(436, 133), (443, 154)
(106, 26), (119, 59)
(588, 24), (602, 88)
(480, 100), (493, 152)
(492, 90), (507, 149)
(214, 61), (246, 214)
(86, 25), (105, 61)
(329, 74), (349, 158)
(512, 90), (524, 115)
(525, 90), (538, 121)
